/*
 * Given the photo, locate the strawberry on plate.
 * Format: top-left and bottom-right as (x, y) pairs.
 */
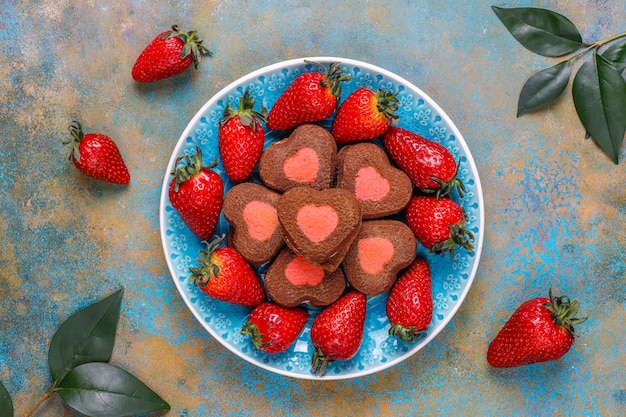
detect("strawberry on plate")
(386, 258), (433, 342)
(266, 61), (351, 130)
(310, 291), (367, 376)
(168, 146), (223, 241)
(241, 302), (308, 353)
(382, 126), (465, 198)
(190, 236), (266, 308)
(218, 90), (267, 183)
(405, 195), (474, 255)
(67, 121), (130, 185)
(487, 288), (587, 368)
(132, 25), (212, 82)
(331, 87), (399, 144)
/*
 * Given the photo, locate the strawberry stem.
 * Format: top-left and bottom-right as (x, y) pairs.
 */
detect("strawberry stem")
(241, 321), (270, 350)
(161, 25), (212, 69)
(430, 211), (475, 256)
(373, 88), (400, 123)
(67, 120), (85, 162)
(171, 146), (217, 191)
(425, 159), (466, 199)
(428, 176), (466, 200)
(311, 346), (332, 376)
(220, 89), (267, 131)
(304, 60), (352, 98)
(389, 324), (425, 342)
(544, 287), (587, 337)
(189, 235), (226, 287)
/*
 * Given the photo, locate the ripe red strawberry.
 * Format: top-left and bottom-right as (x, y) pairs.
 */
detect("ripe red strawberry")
(218, 90), (267, 183)
(241, 302), (308, 353)
(386, 258), (433, 342)
(382, 126), (464, 198)
(67, 121), (130, 184)
(405, 195), (474, 255)
(190, 236), (266, 308)
(310, 291), (367, 376)
(132, 25), (212, 82)
(266, 61), (351, 130)
(487, 289), (586, 368)
(168, 146), (224, 240)
(331, 87), (399, 144)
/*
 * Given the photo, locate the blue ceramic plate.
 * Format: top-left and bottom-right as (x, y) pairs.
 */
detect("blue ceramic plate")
(159, 57), (484, 380)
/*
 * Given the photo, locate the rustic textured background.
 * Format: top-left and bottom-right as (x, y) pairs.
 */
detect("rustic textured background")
(1, 0), (624, 416)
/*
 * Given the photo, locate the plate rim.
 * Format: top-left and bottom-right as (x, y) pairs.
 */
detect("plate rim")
(159, 56), (485, 380)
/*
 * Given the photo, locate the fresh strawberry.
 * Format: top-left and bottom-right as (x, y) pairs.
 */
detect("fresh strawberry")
(487, 289), (587, 368)
(67, 121), (130, 184)
(132, 25), (211, 82)
(266, 61), (351, 130)
(386, 258), (433, 342)
(331, 87), (399, 144)
(168, 146), (223, 240)
(190, 236), (266, 308)
(382, 126), (464, 198)
(241, 302), (308, 353)
(310, 291), (367, 376)
(405, 195), (474, 255)
(218, 90), (267, 183)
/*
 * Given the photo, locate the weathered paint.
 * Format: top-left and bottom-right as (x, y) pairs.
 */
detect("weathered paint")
(1, 0), (624, 416)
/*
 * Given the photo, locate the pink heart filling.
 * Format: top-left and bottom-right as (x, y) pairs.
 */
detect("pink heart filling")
(284, 255), (325, 286)
(358, 237), (395, 274)
(355, 166), (390, 202)
(296, 204), (339, 243)
(283, 147), (319, 183)
(243, 200), (278, 241)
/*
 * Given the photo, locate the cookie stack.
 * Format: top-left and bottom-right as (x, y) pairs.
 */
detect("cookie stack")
(223, 124), (416, 307)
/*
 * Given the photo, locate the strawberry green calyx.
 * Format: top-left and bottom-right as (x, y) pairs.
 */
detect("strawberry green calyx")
(220, 89), (267, 132)
(311, 346), (332, 376)
(388, 324), (424, 342)
(161, 25), (212, 69)
(431, 214), (475, 256)
(189, 234), (226, 287)
(241, 321), (270, 350)
(67, 120), (85, 162)
(374, 88), (400, 123)
(427, 161), (466, 199)
(544, 288), (587, 337)
(429, 175), (466, 199)
(171, 146), (217, 192)
(304, 60), (352, 98)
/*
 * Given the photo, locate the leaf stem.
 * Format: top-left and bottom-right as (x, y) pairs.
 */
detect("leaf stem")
(595, 31), (626, 48)
(567, 31), (626, 62)
(24, 388), (54, 417)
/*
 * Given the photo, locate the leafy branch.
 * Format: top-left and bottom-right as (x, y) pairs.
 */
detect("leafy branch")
(492, 6), (626, 164)
(1, 289), (169, 417)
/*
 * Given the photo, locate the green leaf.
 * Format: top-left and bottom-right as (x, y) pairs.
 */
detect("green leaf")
(0, 381), (13, 417)
(48, 288), (123, 384)
(600, 36), (626, 78)
(572, 52), (626, 164)
(492, 6), (584, 57)
(517, 60), (572, 116)
(600, 36), (626, 65)
(56, 362), (170, 417)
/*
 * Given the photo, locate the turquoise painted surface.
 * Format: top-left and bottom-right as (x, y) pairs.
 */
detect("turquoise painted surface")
(1, 0), (624, 416)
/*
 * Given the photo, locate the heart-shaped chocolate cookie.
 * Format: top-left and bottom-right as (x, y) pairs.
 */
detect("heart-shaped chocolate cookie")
(264, 247), (346, 307)
(259, 124), (337, 192)
(222, 182), (284, 265)
(336, 142), (412, 219)
(342, 220), (417, 296)
(277, 186), (362, 271)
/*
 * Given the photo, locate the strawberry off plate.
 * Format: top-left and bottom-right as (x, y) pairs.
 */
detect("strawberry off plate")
(159, 57), (484, 380)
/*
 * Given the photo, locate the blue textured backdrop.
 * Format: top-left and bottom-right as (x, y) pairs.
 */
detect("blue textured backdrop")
(1, 0), (624, 416)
